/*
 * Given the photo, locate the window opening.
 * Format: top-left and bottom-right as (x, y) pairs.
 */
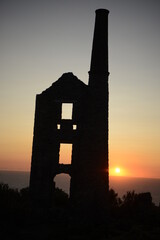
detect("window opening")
(57, 124), (61, 130)
(73, 124), (77, 130)
(61, 103), (73, 119)
(59, 143), (72, 164)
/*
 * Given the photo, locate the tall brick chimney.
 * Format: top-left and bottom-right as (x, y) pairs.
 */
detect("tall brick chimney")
(89, 9), (109, 86)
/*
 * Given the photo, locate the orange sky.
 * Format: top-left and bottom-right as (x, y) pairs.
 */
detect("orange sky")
(0, 121), (159, 179)
(0, 1), (160, 179)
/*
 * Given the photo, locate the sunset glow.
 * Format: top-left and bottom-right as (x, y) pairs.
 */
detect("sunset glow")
(115, 168), (120, 174)
(0, 1), (160, 179)
(109, 166), (128, 177)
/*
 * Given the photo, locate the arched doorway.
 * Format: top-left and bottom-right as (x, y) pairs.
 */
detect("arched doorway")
(54, 173), (71, 196)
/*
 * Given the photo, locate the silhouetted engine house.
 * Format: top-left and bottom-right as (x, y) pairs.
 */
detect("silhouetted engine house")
(30, 9), (109, 215)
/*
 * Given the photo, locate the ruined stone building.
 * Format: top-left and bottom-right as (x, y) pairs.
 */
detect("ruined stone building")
(30, 9), (109, 215)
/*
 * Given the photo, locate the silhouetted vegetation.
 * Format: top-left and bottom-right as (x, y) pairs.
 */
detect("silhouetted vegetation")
(53, 187), (69, 206)
(0, 183), (160, 239)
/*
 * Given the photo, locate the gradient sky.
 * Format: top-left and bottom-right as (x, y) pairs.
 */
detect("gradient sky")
(1, 0), (160, 178)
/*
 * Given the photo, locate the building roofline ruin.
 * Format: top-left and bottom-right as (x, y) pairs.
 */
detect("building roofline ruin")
(30, 9), (109, 224)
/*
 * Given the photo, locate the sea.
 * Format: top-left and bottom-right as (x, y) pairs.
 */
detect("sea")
(0, 170), (160, 206)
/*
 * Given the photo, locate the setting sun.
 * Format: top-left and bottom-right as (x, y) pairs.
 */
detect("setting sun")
(109, 166), (126, 177)
(115, 167), (120, 174)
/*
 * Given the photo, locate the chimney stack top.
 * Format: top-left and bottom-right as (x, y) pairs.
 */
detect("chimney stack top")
(95, 9), (109, 14)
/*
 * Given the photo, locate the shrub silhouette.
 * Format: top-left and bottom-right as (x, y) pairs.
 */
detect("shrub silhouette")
(53, 187), (69, 207)
(0, 183), (20, 211)
(121, 190), (153, 211)
(109, 188), (122, 207)
(0, 183), (159, 239)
